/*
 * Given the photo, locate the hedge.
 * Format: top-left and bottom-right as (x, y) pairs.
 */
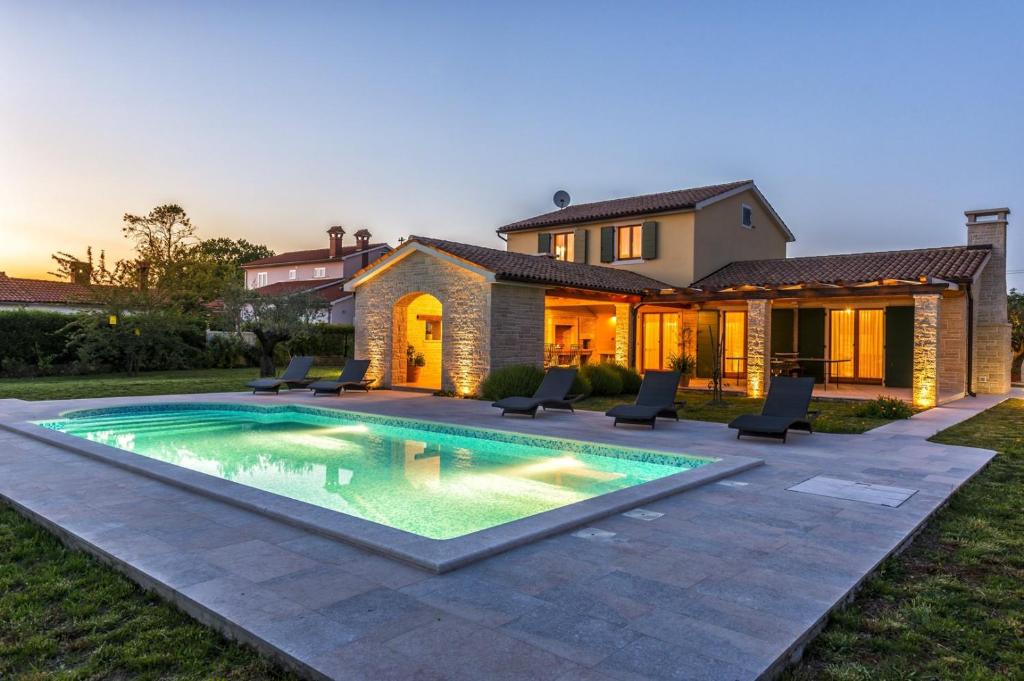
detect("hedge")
(0, 310), (75, 366)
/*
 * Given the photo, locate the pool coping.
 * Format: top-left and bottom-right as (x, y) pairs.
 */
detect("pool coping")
(1, 406), (763, 573)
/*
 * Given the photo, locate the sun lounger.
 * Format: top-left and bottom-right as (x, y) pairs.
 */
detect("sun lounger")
(308, 359), (372, 396)
(605, 370), (684, 428)
(492, 367), (579, 417)
(728, 376), (818, 442)
(247, 356), (315, 394)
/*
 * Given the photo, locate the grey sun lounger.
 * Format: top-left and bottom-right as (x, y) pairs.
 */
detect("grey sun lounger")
(728, 376), (818, 442)
(605, 370), (684, 428)
(247, 356), (315, 394)
(308, 359), (372, 396)
(492, 367), (580, 417)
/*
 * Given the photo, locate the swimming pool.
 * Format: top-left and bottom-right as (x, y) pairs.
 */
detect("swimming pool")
(37, 404), (714, 540)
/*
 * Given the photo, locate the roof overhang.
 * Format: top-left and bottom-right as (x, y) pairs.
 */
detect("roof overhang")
(648, 281), (956, 303)
(344, 241), (496, 291)
(694, 181), (796, 242)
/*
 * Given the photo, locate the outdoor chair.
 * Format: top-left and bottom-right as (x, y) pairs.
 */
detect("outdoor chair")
(728, 376), (818, 442)
(492, 367), (580, 417)
(605, 370), (684, 428)
(247, 356), (316, 394)
(308, 359), (373, 396)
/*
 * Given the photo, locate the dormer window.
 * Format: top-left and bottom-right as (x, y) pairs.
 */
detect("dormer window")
(617, 225), (642, 260)
(313, 267), (326, 278)
(741, 204), (753, 229)
(552, 232), (574, 261)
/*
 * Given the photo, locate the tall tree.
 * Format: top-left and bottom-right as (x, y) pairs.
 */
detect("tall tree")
(194, 238), (274, 270)
(121, 204), (197, 286)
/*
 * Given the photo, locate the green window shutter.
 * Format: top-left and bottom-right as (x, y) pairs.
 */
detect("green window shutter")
(641, 221), (658, 259)
(695, 310), (720, 378)
(771, 309), (795, 354)
(573, 229), (588, 263)
(797, 308), (826, 383)
(884, 306), (914, 388)
(537, 233), (552, 254)
(600, 227), (615, 262)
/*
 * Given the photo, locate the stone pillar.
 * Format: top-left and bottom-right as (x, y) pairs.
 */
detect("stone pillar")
(966, 208), (1012, 394)
(614, 303), (632, 366)
(746, 299), (771, 398)
(913, 293), (941, 407)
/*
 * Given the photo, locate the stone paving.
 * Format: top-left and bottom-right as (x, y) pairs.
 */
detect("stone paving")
(0, 389), (1008, 681)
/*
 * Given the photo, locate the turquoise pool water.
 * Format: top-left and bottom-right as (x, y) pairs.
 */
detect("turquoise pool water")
(37, 404), (711, 539)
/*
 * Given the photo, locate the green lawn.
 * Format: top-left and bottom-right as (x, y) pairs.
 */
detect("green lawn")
(787, 398), (1024, 680)
(0, 367), (341, 402)
(0, 504), (297, 681)
(575, 393), (912, 434)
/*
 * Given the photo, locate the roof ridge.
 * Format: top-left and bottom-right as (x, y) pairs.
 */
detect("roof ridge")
(742, 244), (982, 265)
(535, 180), (751, 212)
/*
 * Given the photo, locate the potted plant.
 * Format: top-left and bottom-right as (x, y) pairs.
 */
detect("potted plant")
(406, 344), (426, 382)
(668, 352), (697, 387)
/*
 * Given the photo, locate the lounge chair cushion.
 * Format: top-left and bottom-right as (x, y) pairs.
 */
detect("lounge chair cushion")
(248, 378), (285, 389)
(728, 414), (800, 436)
(492, 396), (542, 411)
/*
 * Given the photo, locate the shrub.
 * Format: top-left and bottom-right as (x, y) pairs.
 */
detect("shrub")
(0, 310), (74, 367)
(287, 324), (355, 358)
(580, 363), (624, 396)
(855, 396), (913, 419)
(571, 371), (592, 397)
(205, 334), (255, 368)
(607, 363), (642, 393)
(64, 310), (206, 374)
(480, 364), (544, 401)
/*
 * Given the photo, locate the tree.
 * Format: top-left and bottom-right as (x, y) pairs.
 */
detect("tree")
(223, 288), (325, 376)
(1010, 288), (1023, 382)
(194, 238), (274, 270)
(121, 204), (198, 287)
(49, 247), (114, 285)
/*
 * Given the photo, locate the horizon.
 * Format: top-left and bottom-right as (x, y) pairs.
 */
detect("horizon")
(2, 1), (1022, 288)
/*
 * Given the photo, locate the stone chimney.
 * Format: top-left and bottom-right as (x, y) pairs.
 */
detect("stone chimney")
(965, 207), (1011, 394)
(354, 229), (372, 267)
(328, 226), (346, 259)
(70, 261), (92, 286)
(136, 261), (150, 291)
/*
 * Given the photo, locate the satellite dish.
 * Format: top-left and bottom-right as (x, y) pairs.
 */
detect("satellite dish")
(553, 190), (571, 209)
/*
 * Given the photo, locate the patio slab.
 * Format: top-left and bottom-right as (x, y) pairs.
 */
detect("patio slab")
(0, 389), (1004, 680)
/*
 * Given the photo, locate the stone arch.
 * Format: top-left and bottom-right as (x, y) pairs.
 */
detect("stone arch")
(392, 291), (444, 389)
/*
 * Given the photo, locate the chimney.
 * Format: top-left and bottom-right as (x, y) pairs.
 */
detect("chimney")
(136, 261), (150, 290)
(328, 225), (346, 259)
(354, 228), (372, 267)
(964, 207), (1011, 394)
(70, 261), (92, 286)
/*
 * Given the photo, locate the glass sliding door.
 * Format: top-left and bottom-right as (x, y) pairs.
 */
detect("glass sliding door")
(857, 309), (883, 380)
(829, 310), (855, 379)
(829, 308), (883, 382)
(641, 312), (682, 372)
(722, 311), (746, 377)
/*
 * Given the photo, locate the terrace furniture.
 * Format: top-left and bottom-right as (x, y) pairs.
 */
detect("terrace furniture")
(492, 367), (580, 418)
(728, 376), (818, 442)
(247, 356), (316, 394)
(308, 359), (372, 396)
(605, 370), (684, 428)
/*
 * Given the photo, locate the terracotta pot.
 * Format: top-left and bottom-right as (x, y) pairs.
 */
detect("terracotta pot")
(407, 364), (421, 382)
(678, 374), (691, 388)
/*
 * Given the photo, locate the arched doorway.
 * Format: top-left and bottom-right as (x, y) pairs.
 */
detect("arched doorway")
(392, 292), (443, 390)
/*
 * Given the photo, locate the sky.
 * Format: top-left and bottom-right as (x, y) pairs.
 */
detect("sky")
(2, 1), (1022, 288)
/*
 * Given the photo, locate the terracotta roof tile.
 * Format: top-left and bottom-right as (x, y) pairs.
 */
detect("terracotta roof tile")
(254, 278), (350, 302)
(410, 237), (671, 295)
(243, 244), (390, 268)
(0, 273), (101, 305)
(692, 245), (991, 290)
(496, 180), (752, 233)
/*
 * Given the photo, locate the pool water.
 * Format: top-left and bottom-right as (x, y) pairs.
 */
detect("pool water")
(37, 405), (711, 539)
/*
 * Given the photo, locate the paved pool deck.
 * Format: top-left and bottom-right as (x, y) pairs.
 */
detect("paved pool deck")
(0, 389), (1012, 681)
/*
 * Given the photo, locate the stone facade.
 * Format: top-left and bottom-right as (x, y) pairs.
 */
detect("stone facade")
(938, 294), (967, 397)
(913, 293), (941, 407)
(353, 250), (491, 394)
(614, 303), (632, 366)
(490, 284), (545, 372)
(745, 299), (771, 398)
(966, 209), (1012, 394)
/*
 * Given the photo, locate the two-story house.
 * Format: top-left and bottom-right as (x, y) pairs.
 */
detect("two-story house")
(241, 227), (390, 325)
(344, 180), (1011, 407)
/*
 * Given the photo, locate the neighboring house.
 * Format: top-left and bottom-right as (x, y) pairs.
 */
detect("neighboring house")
(241, 227), (390, 325)
(0, 271), (103, 313)
(345, 180), (1012, 407)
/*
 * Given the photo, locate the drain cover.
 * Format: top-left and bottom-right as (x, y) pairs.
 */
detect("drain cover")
(572, 527), (616, 540)
(788, 476), (917, 507)
(622, 508), (664, 521)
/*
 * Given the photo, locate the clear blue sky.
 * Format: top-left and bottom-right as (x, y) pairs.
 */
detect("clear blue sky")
(2, 1), (1021, 287)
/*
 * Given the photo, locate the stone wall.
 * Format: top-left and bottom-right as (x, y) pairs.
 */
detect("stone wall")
(938, 294), (967, 397)
(912, 293), (941, 407)
(614, 303), (632, 366)
(353, 250), (491, 394)
(967, 210), (1012, 394)
(490, 284), (545, 371)
(745, 299), (771, 398)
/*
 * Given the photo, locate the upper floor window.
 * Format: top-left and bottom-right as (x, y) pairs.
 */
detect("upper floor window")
(552, 232), (574, 261)
(313, 267), (326, 278)
(288, 269), (297, 280)
(617, 225), (642, 260)
(741, 204), (753, 229)
(255, 272), (268, 287)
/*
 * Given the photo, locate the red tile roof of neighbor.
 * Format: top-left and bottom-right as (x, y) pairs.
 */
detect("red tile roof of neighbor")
(691, 245), (992, 290)
(409, 236), (672, 295)
(253, 278), (350, 302)
(0, 272), (101, 305)
(496, 180), (753, 233)
(242, 244), (390, 268)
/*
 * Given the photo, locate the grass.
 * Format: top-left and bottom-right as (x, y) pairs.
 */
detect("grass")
(575, 392), (914, 434)
(787, 398), (1024, 680)
(0, 504), (297, 681)
(0, 367), (341, 402)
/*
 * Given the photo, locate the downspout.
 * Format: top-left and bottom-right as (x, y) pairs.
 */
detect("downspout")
(965, 284), (976, 397)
